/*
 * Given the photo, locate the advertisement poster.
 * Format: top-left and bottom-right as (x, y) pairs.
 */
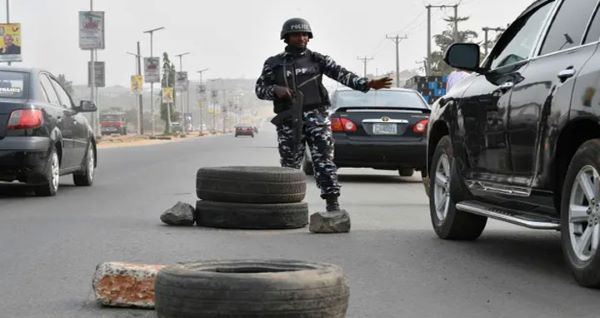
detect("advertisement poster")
(130, 75), (143, 94)
(0, 23), (21, 62)
(162, 87), (174, 103)
(144, 57), (160, 83)
(79, 11), (104, 50)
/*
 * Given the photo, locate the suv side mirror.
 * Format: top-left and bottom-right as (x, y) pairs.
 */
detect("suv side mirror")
(76, 100), (97, 113)
(444, 43), (482, 73)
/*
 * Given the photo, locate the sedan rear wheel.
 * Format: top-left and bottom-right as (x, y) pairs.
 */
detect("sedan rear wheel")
(34, 148), (59, 196)
(74, 144), (95, 186)
(561, 139), (600, 287)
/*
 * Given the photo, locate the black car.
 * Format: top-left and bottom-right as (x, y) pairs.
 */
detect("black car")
(0, 67), (97, 196)
(303, 88), (430, 176)
(235, 125), (255, 137)
(427, 0), (600, 287)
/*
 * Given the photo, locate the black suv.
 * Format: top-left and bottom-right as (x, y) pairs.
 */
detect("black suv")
(0, 67), (97, 196)
(427, 0), (600, 287)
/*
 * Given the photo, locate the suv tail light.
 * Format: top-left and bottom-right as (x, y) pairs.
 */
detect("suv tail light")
(7, 109), (43, 130)
(412, 119), (429, 135)
(331, 117), (358, 133)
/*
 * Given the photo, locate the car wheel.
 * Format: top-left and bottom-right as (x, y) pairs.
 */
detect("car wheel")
(429, 136), (486, 240)
(73, 143), (95, 186)
(561, 139), (600, 287)
(398, 168), (414, 177)
(34, 147), (60, 196)
(155, 260), (349, 318)
(196, 200), (308, 229)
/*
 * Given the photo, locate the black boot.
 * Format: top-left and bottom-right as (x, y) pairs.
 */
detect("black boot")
(325, 195), (340, 212)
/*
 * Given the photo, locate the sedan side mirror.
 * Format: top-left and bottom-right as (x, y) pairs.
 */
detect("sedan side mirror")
(444, 43), (483, 73)
(76, 100), (97, 113)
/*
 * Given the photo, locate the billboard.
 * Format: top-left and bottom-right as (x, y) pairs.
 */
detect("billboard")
(175, 71), (188, 91)
(162, 87), (174, 103)
(144, 57), (160, 83)
(130, 75), (143, 94)
(0, 23), (21, 62)
(88, 61), (105, 87)
(79, 11), (105, 50)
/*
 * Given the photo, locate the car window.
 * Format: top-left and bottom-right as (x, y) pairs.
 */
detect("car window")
(0, 70), (27, 98)
(333, 90), (428, 109)
(39, 74), (60, 105)
(489, 1), (555, 70)
(540, 0), (599, 54)
(49, 77), (73, 108)
(584, 4), (600, 44)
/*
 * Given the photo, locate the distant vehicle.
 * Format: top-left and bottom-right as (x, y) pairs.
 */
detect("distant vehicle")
(170, 122), (183, 133)
(427, 0), (600, 287)
(302, 88), (430, 177)
(100, 112), (127, 135)
(235, 124), (254, 138)
(0, 67), (97, 196)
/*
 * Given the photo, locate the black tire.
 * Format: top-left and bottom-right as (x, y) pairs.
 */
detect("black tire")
(398, 168), (414, 177)
(196, 166), (306, 203)
(196, 200), (308, 229)
(73, 143), (95, 186)
(155, 259), (349, 318)
(429, 136), (486, 240)
(34, 147), (60, 196)
(560, 139), (600, 288)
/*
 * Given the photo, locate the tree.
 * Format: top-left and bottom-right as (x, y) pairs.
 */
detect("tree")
(429, 16), (479, 76)
(56, 74), (73, 95)
(160, 53), (177, 134)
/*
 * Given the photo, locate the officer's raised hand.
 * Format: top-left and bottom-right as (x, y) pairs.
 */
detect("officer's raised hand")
(368, 77), (393, 90)
(274, 85), (293, 100)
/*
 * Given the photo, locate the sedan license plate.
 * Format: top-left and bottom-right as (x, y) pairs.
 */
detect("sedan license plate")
(373, 123), (397, 135)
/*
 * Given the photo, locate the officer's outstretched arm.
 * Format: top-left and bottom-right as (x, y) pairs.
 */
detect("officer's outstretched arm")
(317, 53), (369, 93)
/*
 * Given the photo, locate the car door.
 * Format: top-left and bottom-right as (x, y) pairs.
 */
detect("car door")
(39, 73), (76, 169)
(457, 0), (556, 186)
(49, 76), (88, 168)
(507, 0), (600, 188)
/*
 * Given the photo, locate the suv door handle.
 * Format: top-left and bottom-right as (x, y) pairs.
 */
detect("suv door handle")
(558, 68), (576, 82)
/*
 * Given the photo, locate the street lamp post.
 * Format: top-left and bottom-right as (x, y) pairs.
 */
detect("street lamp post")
(197, 68), (208, 135)
(175, 52), (190, 132)
(143, 26), (164, 136)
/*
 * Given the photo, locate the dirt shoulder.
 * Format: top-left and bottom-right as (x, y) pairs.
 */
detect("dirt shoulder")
(97, 132), (224, 149)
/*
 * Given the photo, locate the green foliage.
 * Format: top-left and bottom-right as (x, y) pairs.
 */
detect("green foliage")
(429, 17), (479, 76)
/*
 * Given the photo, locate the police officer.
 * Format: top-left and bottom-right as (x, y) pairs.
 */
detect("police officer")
(256, 17), (392, 212)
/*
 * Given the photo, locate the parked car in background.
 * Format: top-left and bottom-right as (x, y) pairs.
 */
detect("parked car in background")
(303, 88), (430, 177)
(0, 67), (97, 196)
(427, 0), (600, 287)
(235, 124), (255, 138)
(100, 111), (127, 135)
(170, 122), (183, 133)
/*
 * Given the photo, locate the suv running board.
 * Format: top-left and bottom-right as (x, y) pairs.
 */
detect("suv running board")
(455, 200), (560, 230)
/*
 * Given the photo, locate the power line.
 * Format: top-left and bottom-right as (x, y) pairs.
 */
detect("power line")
(357, 56), (374, 77)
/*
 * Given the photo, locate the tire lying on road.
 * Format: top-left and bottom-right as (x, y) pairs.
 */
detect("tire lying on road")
(196, 166), (306, 204)
(195, 200), (308, 229)
(155, 259), (349, 318)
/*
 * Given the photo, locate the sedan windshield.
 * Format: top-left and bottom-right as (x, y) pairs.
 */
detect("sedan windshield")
(0, 71), (27, 98)
(333, 90), (427, 109)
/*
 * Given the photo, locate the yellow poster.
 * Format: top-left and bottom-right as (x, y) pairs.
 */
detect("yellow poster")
(130, 75), (143, 94)
(0, 23), (21, 62)
(162, 87), (174, 103)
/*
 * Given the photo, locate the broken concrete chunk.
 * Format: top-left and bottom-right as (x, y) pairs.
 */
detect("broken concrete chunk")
(309, 209), (351, 233)
(92, 262), (166, 308)
(160, 201), (195, 226)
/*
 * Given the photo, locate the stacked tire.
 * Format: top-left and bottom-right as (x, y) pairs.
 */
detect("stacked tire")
(195, 166), (308, 229)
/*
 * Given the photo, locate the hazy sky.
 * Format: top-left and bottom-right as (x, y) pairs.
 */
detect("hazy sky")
(10, 0), (531, 87)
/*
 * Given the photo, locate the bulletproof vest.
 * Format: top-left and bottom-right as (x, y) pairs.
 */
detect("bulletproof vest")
(270, 51), (330, 113)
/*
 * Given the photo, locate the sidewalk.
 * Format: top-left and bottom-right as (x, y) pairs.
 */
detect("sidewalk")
(97, 132), (226, 149)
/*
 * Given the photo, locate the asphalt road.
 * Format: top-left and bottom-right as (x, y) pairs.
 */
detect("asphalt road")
(0, 127), (599, 318)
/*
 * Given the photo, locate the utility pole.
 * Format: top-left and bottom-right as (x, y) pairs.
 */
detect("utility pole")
(197, 68), (208, 135)
(6, 0), (9, 66)
(482, 27), (506, 56)
(143, 26), (165, 136)
(386, 34), (407, 87)
(426, 3), (460, 76)
(89, 0), (96, 135)
(127, 43), (144, 135)
(357, 56), (374, 77)
(175, 52), (190, 132)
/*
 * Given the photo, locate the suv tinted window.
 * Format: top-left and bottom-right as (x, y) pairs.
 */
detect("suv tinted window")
(584, 4), (600, 44)
(0, 71), (27, 98)
(39, 74), (60, 105)
(489, 1), (554, 69)
(540, 0), (599, 54)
